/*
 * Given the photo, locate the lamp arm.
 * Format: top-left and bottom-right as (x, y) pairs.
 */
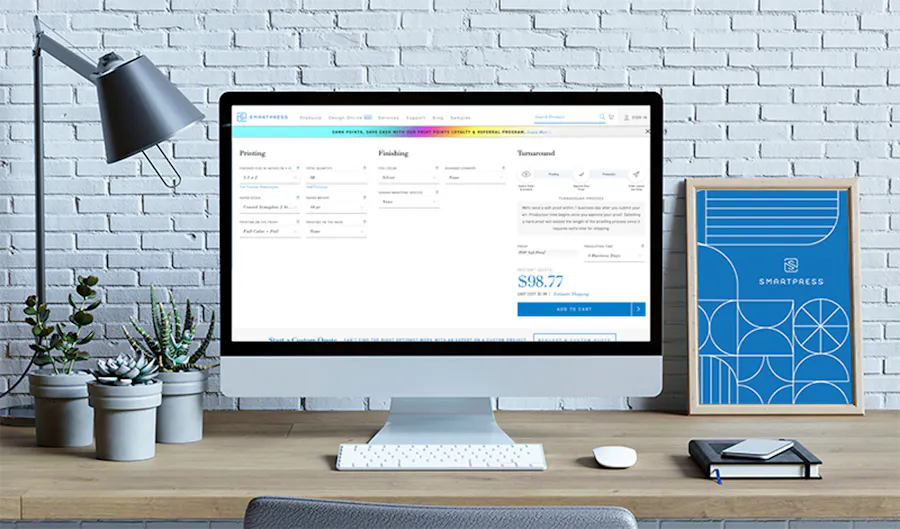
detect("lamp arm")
(34, 32), (96, 81)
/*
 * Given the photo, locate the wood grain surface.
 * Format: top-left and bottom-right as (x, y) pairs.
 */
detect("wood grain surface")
(1, 410), (898, 520)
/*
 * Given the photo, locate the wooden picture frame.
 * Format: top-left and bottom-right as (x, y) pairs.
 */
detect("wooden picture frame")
(686, 178), (863, 415)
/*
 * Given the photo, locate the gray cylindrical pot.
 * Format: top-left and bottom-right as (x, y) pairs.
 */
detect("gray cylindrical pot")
(88, 381), (162, 461)
(29, 372), (94, 447)
(156, 370), (207, 444)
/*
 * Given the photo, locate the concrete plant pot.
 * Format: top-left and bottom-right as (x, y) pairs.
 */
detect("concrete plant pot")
(29, 372), (94, 447)
(156, 370), (207, 444)
(88, 381), (162, 461)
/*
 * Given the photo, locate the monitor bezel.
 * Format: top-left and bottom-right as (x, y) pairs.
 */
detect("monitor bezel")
(220, 92), (663, 357)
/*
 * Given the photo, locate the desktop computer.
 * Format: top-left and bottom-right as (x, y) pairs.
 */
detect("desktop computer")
(219, 92), (663, 469)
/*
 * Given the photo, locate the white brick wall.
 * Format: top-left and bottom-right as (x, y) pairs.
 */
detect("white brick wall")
(1, 0), (899, 412)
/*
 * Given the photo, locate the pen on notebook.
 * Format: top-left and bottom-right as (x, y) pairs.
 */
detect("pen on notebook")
(714, 468), (722, 485)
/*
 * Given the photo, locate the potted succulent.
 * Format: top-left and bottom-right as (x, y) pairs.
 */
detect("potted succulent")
(25, 275), (101, 447)
(123, 286), (216, 444)
(88, 352), (161, 461)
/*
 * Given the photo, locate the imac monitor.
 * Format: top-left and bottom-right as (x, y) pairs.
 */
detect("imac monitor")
(221, 93), (662, 443)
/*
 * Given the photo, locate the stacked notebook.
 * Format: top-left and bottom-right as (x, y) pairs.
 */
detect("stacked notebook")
(689, 439), (822, 479)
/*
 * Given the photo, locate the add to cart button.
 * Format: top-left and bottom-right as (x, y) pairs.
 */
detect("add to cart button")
(518, 302), (642, 317)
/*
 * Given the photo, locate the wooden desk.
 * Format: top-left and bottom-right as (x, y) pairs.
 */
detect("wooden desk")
(1, 411), (898, 521)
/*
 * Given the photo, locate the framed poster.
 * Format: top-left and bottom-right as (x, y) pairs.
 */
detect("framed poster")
(686, 178), (863, 415)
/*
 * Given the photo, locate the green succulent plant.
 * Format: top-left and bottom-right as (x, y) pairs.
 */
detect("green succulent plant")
(24, 275), (101, 375)
(92, 352), (159, 386)
(123, 286), (216, 372)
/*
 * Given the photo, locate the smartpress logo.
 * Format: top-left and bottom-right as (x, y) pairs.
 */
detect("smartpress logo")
(235, 112), (288, 123)
(784, 258), (799, 273)
(758, 257), (824, 286)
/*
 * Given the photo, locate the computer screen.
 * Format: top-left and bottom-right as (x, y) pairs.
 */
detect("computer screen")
(225, 96), (659, 353)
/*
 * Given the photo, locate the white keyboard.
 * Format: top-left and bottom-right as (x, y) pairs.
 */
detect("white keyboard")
(336, 443), (546, 471)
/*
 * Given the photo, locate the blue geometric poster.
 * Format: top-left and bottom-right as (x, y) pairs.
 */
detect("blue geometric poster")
(694, 188), (856, 407)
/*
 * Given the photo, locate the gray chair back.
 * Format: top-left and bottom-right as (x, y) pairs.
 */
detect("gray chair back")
(244, 496), (638, 529)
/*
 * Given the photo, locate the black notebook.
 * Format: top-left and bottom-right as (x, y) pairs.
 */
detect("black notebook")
(689, 439), (822, 479)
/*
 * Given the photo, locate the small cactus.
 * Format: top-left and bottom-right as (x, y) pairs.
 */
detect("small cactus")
(122, 286), (216, 372)
(93, 353), (159, 386)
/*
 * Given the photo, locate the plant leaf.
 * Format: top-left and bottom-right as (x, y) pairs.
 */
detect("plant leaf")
(24, 307), (36, 316)
(159, 303), (171, 356)
(73, 311), (93, 326)
(76, 284), (92, 298)
(68, 293), (77, 309)
(183, 299), (194, 337)
(169, 290), (182, 343)
(33, 354), (54, 367)
(150, 286), (162, 345)
(123, 326), (151, 357)
(25, 317), (36, 326)
(130, 317), (161, 355)
(189, 311), (216, 364)
(77, 330), (94, 345)
(25, 296), (37, 307)
(85, 275), (99, 286)
(86, 299), (101, 311)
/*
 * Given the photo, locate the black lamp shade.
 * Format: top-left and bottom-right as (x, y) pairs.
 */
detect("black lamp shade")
(95, 55), (204, 163)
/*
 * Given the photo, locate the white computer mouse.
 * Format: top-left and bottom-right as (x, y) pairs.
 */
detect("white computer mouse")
(592, 446), (637, 469)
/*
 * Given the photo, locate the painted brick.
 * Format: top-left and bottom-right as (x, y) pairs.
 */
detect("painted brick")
(694, 0), (758, 9)
(631, 32), (692, 49)
(533, 50), (596, 66)
(335, 50), (399, 66)
(433, 31), (495, 47)
(794, 51), (855, 67)
(304, 0), (364, 8)
(759, 32), (822, 49)
(499, 0), (563, 9)
(797, 14), (859, 30)
(370, 0), (431, 9)
(434, 67), (496, 84)
(565, 69), (628, 85)
(694, 31), (765, 49)
(368, 30), (431, 48)
(795, 87), (857, 103)
(601, 15), (665, 30)
(823, 32), (887, 47)
(535, 14), (599, 29)
(499, 31), (564, 47)
(824, 0), (888, 11)
(630, 69), (693, 86)
(667, 14), (730, 29)
(467, 49), (531, 68)
(401, 50), (461, 66)
(338, 13), (398, 29)
(664, 52), (727, 67)
(403, 13), (464, 29)
(301, 68), (366, 84)
(498, 68), (562, 84)
(733, 15), (795, 30)
(565, 32), (629, 48)
(695, 70), (757, 85)
(730, 51), (791, 67)
(695, 105), (759, 121)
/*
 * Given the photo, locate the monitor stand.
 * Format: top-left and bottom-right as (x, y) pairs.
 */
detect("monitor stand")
(368, 397), (514, 445)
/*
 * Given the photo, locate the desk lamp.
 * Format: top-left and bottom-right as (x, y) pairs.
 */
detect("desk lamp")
(0, 17), (204, 426)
